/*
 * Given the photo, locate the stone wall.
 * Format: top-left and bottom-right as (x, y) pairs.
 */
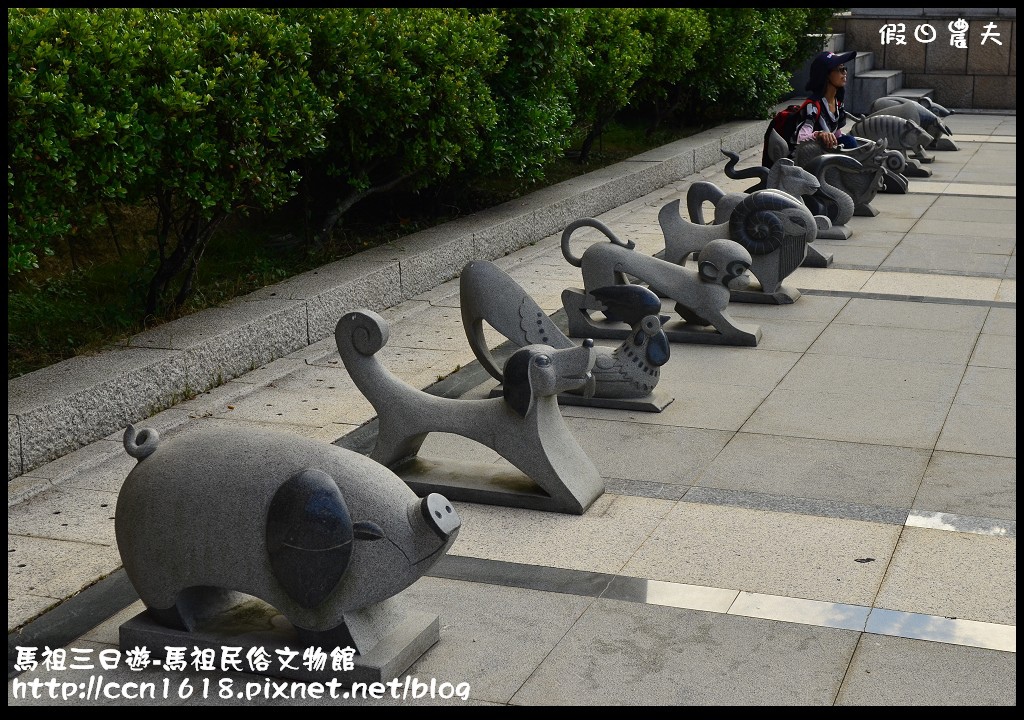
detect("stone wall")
(832, 9), (1016, 110)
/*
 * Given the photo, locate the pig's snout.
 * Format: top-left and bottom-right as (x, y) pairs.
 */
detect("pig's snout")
(420, 493), (461, 540)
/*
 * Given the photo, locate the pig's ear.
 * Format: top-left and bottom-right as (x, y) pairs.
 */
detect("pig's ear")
(266, 469), (353, 609)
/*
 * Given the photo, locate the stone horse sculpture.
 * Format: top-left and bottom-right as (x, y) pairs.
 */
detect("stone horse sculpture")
(791, 135), (908, 210)
(760, 128), (909, 198)
(116, 423), (461, 681)
(559, 218), (761, 346)
(659, 189), (817, 305)
(460, 259), (672, 411)
(336, 308), (603, 515)
(870, 96), (957, 151)
(850, 113), (935, 176)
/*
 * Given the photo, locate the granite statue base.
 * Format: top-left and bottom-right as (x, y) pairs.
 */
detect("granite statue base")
(730, 284), (800, 305)
(395, 455), (599, 515)
(802, 245), (834, 267)
(485, 384), (675, 413)
(564, 289), (761, 347)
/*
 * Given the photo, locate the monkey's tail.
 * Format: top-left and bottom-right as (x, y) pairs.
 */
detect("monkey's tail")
(123, 424), (159, 460)
(560, 218), (635, 267)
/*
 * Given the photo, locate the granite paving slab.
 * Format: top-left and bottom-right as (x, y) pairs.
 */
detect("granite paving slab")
(447, 493), (676, 575)
(694, 432), (929, 508)
(935, 403), (1016, 457)
(741, 388), (950, 449)
(873, 527), (1016, 625)
(914, 451), (1016, 521)
(620, 502), (900, 606)
(835, 633), (1016, 706)
(510, 598), (861, 706)
(8, 535), (122, 612)
(831, 297), (990, 331)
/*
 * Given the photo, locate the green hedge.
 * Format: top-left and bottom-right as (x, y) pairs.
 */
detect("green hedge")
(8, 7), (841, 314)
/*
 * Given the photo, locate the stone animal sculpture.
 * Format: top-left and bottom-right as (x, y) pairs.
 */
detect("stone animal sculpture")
(559, 218), (761, 346)
(870, 96), (957, 150)
(696, 156), (820, 221)
(659, 189), (817, 304)
(693, 155), (837, 258)
(459, 259), (670, 402)
(762, 127), (910, 200)
(791, 135), (909, 209)
(850, 114), (935, 175)
(798, 153), (861, 238)
(721, 148), (813, 194)
(335, 309), (603, 515)
(116, 423), (460, 655)
(918, 96), (954, 118)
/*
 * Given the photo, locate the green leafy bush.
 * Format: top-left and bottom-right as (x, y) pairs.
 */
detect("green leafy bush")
(630, 9), (712, 133)
(569, 8), (654, 163)
(8, 7), (845, 379)
(472, 8), (584, 183)
(8, 8), (150, 275)
(128, 8), (334, 316)
(283, 8), (505, 241)
(680, 8), (842, 124)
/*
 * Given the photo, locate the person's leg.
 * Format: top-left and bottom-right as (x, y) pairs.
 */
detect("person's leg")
(838, 134), (858, 149)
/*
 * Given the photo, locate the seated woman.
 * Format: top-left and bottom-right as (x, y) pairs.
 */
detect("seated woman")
(796, 50), (859, 150)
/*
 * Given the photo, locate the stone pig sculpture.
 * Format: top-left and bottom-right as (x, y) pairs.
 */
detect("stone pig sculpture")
(115, 423), (461, 650)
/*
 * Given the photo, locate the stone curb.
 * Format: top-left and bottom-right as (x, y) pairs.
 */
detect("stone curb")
(7, 120), (766, 482)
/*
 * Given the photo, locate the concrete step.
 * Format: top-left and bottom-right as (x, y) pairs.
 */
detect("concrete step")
(852, 50), (875, 75)
(847, 68), (904, 115)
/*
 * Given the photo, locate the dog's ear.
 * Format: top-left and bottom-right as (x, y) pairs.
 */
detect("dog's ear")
(502, 348), (536, 417)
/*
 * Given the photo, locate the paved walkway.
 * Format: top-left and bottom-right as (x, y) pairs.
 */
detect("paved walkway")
(8, 111), (1015, 705)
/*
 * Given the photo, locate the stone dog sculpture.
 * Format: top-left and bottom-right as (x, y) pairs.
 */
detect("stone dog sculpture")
(659, 189), (817, 304)
(459, 259), (671, 407)
(115, 423), (461, 674)
(336, 308), (604, 515)
(559, 218), (762, 346)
